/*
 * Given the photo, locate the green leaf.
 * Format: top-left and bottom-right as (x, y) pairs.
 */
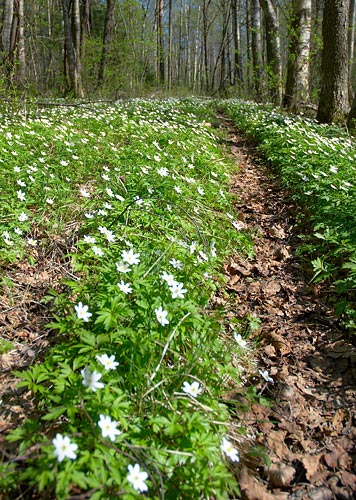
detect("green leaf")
(42, 405), (67, 421)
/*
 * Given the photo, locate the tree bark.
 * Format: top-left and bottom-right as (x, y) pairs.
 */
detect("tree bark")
(283, 0), (312, 111)
(259, 0), (282, 104)
(317, 0), (349, 124)
(156, 0), (165, 85)
(231, 0), (243, 88)
(97, 0), (115, 88)
(251, 0), (263, 99)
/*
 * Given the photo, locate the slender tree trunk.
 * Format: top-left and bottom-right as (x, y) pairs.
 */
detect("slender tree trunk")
(259, 0), (282, 104)
(348, 0), (356, 96)
(283, 0), (312, 111)
(97, 0), (115, 88)
(156, 0), (165, 85)
(167, 0), (172, 89)
(16, 0), (25, 88)
(251, 0), (263, 99)
(202, 0), (211, 91)
(80, 0), (90, 59)
(231, 0), (243, 88)
(72, 0), (83, 96)
(62, 0), (77, 95)
(317, 0), (349, 124)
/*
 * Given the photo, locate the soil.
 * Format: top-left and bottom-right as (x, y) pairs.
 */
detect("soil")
(220, 116), (356, 500)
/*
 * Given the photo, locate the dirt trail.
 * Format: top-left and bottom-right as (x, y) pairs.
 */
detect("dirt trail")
(221, 117), (356, 500)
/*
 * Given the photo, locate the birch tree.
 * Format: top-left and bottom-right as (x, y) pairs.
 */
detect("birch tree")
(283, 0), (312, 111)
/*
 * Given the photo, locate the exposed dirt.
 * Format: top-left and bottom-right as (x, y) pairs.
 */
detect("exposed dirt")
(221, 116), (356, 500)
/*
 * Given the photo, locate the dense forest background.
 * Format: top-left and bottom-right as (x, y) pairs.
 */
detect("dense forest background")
(1, 0), (356, 126)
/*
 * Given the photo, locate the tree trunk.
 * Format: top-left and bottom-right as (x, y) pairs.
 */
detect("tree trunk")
(259, 0), (282, 104)
(16, 0), (26, 88)
(348, 0), (356, 96)
(251, 0), (263, 99)
(62, 0), (78, 96)
(283, 0), (312, 111)
(156, 0), (165, 85)
(317, 0), (349, 124)
(231, 0), (243, 88)
(97, 0), (115, 88)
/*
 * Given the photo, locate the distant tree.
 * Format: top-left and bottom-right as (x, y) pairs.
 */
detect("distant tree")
(156, 0), (164, 84)
(283, 0), (312, 111)
(62, 0), (83, 96)
(1, 0), (26, 89)
(97, 0), (115, 88)
(251, 0), (263, 100)
(317, 0), (349, 124)
(259, 0), (282, 104)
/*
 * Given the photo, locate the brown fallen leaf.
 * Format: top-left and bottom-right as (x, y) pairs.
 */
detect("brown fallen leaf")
(300, 454), (323, 482)
(240, 467), (288, 500)
(338, 471), (356, 490)
(323, 444), (353, 470)
(266, 464), (295, 488)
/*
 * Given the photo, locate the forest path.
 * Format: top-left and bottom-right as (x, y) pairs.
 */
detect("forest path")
(219, 116), (356, 500)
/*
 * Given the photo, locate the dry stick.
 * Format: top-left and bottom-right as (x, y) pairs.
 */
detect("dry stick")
(149, 312), (191, 384)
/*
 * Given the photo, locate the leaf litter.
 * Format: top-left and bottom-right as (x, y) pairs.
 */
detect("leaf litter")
(221, 116), (356, 500)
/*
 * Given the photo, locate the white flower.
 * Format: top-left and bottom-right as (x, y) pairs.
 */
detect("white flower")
(234, 333), (247, 348)
(17, 190), (26, 201)
(18, 211), (28, 222)
(105, 230), (116, 243)
(169, 282), (187, 299)
(220, 437), (240, 462)
(117, 280), (133, 294)
(121, 248), (140, 265)
(169, 258), (183, 269)
(80, 187), (90, 198)
(81, 366), (104, 392)
(60, 160), (69, 166)
(83, 235), (96, 244)
(157, 167), (169, 177)
(259, 369), (274, 384)
(98, 414), (121, 441)
(92, 245), (104, 257)
(155, 306), (169, 326)
(189, 242), (196, 254)
(127, 463), (148, 493)
(84, 212), (94, 219)
(46, 198), (54, 205)
(16, 179), (26, 187)
(174, 185), (182, 194)
(182, 381), (202, 397)
(116, 261), (131, 273)
(27, 237), (37, 247)
(96, 353), (119, 370)
(52, 433), (78, 462)
(14, 227), (23, 235)
(161, 271), (178, 287)
(197, 187), (205, 196)
(232, 220), (243, 230)
(74, 302), (92, 322)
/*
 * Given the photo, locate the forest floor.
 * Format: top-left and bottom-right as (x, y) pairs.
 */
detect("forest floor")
(220, 116), (356, 500)
(1, 112), (356, 500)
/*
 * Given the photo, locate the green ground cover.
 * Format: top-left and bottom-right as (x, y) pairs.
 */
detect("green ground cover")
(0, 99), (256, 499)
(221, 100), (356, 333)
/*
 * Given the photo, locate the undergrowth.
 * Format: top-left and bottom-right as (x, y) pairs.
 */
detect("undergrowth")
(221, 99), (356, 333)
(0, 98), (257, 499)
